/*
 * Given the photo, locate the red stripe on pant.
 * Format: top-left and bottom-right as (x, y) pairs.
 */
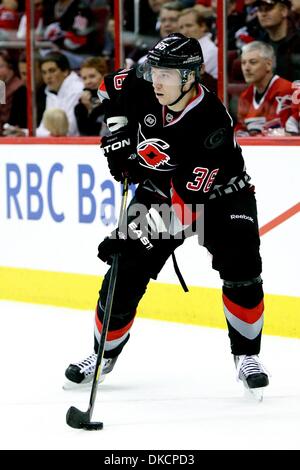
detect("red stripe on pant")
(223, 293), (264, 324)
(94, 308), (136, 341)
(171, 182), (201, 225)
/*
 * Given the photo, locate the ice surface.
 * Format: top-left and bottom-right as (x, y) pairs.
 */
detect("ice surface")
(0, 300), (299, 450)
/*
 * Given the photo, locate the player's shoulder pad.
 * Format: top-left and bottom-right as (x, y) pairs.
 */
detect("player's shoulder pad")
(97, 68), (135, 103)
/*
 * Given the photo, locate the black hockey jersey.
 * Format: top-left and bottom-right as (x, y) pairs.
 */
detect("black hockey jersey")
(98, 68), (249, 225)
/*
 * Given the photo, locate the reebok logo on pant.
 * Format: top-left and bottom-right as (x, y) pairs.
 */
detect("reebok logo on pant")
(230, 214), (254, 223)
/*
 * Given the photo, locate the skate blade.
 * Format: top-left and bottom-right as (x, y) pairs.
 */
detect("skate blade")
(63, 375), (105, 391)
(243, 386), (264, 402)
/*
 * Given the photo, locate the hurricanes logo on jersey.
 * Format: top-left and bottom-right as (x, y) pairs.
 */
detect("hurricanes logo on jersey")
(137, 124), (177, 171)
(137, 140), (170, 168)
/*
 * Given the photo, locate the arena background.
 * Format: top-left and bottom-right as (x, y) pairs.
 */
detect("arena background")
(0, 136), (299, 339)
(0, 1), (299, 339)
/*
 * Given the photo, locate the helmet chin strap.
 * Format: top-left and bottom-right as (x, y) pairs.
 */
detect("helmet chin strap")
(167, 81), (196, 107)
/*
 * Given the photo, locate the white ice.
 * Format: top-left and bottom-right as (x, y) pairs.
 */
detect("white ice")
(0, 300), (300, 450)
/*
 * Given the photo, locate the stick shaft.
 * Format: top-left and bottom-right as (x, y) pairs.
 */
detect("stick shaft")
(87, 179), (129, 419)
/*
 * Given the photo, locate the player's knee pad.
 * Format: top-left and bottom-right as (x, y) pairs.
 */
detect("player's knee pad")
(222, 276), (264, 341)
(223, 275), (262, 289)
(223, 276), (263, 307)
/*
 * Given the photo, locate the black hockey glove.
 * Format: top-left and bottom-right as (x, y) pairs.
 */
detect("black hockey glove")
(97, 207), (169, 264)
(101, 129), (139, 183)
(97, 229), (125, 264)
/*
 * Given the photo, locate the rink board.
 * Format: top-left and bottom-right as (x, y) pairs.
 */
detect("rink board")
(0, 140), (299, 338)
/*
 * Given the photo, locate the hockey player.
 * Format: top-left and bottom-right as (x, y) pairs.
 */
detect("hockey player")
(65, 33), (269, 394)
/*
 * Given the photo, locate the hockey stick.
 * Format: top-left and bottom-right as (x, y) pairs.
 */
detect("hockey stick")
(66, 178), (129, 430)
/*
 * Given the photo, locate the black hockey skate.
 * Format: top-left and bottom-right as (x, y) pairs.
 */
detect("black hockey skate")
(235, 355), (269, 401)
(64, 353), (118, 388)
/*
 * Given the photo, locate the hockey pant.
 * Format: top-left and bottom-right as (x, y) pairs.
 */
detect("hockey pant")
(94, 189), (264, 359)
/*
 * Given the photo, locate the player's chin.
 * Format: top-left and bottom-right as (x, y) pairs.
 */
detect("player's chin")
(155, 94), (166, 105)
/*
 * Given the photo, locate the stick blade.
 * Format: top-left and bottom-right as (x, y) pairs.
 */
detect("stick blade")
(66, 406), (103, 430)
(66, 406), (89, 429)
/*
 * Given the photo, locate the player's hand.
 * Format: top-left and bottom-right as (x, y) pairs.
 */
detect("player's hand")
(97, 207), (169, 263)
(80, 90), (93, 111)
(97, 230), (125, 264)
(101, 129), (137, 182)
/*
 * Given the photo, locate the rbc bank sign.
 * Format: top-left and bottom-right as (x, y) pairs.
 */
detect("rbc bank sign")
(3, 162), (134, 226)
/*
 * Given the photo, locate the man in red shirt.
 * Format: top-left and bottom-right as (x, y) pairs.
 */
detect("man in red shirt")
(235, 40), (293, 135)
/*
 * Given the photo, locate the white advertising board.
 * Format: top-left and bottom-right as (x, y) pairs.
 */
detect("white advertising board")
(0, 144), (299, 297)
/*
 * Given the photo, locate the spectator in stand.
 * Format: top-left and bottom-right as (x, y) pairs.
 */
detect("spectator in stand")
(285, 81), (300, 133)
(36, 51), (84, 136)
(126, 1), (183, 68)
(75, 56), (108, 136)
(178, 7), (218, 80)
(17, 0), (44, 40)
(255, 0), (300, 81)
(4, 52), (26, 133)
(235, 41), (293, 136)
(3, 52), (46, 135)
(42, 108), (69, 136)
(138, 0), (169, 36)
(158, 1), (184, 37)
(235, 1), (263, 50)
(44, 0), (98, 69)
(0, 50), (22, 134)
(102, 16), (114, 62)
(123, 0), (171, 36)
(243, 0), (259, 25)
(227, 0), (248, 50)
(46, 0), (82, 32)
(0, 0), (19, 40)
(150, 0), (195, 34)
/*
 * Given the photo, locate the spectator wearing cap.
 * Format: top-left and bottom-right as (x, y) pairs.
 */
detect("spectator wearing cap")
(255, 0), (300, 81)
(235, 40), (293, 135)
